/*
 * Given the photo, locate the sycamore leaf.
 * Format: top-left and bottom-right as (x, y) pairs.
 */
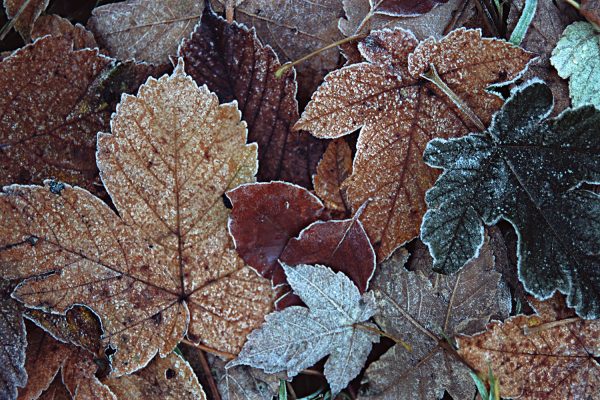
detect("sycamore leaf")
(0, 35), (163, 194)
(551, 22), (600, 109)
(3, 0), (49, 40)
(421, 80), (600, 318)
(0, 61), (274, 376)
(362, 235), (511, 400)
(229, 264), (379, 396)
(0, 279), (26, 400)
(371, 0), (450, 17)
(227, 182), (325, 284)
(179, 7), (326, 188)
(296, 27), (532, 260)
(87, 0), (203, 64)
(457, 295), (600, 399)
(31, 15), (99, 50)
(211, 0), (344, 102)
(313, 139), (353, 215)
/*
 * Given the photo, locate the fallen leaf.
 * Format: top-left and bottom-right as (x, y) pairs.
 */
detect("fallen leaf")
(551, 21), (600, 109)
(371, 0), (450, 17)
(179, 7), (326, 187)
(296, 27), (532, 260)
(211, 0), (344, 102)
(0, 279), (27, 400)
(3, 0), (49, 40)
(0, 61), (274, 376)
(37, 375), (70, 400)
(0, 35), (163, 194)
(229, 264), (379, 396)
(87, 0), (203, 64)
(457, 295), (600, 399)
(227, 181), (325, 284)
(362, 235), (511, 400)
(312, 139), (352, 215)
(31, 14), (99, 50)
(581, 0), (600, 25)
(421, 80), (600, 318)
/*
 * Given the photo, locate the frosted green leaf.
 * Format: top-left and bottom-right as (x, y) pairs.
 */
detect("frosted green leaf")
(229, 264), (379, 395)
(551, 22), (600, 108)
(421, 80), (600, 318)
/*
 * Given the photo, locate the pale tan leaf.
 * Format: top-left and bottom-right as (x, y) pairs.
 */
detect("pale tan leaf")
(313, 139), (352, 215)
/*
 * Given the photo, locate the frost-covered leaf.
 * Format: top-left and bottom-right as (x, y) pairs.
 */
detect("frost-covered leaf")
(371, 0), (450, 17)
(230, 264), (379, 396)
(551, 22), (600, 109)
(227, 182), (325, 284)
(581, 0), (600, 25)
(0, 279), (26, 400)
(0, 62), (274, 376)
(179, 7), (326, 187)
(37, 375), (70, 400)
(421, 80), (600, 318)
(458, 295), (600, 399)
(0, 35), (162, 194)
(362, 235), (511, 400)
(208, 354), (280, 400)
(3, 0), (49, 40)
(296, 28), (532, 260)
(87, 0), (203, 64)
(32, 15), (99, 50)
(313, 139), (352, 215)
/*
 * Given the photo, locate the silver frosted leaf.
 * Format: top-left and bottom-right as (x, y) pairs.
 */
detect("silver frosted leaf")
(0, 279), (27, 400)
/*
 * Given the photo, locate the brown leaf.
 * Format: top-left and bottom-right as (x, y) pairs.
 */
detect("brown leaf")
(31, 14), (98, 50)
(211, 0), (344, 103)
(372, 0), (450, 16)
(362, 235), (511, 399)
(313, 139), (352, 215)
(0, 279), (27, 400)
(0, 35), (163, 194)
(227, 181), (325, 284)
(296, 28), (532, 260)
(87, 0), (203, 64)
(37, 376), (70, 400)
(457, 295), (600, 399)
(3, 0), (49, 40)
(581, 0), (600, 25)
(1, 62), (274, 376)
(179, 7), (326, 188)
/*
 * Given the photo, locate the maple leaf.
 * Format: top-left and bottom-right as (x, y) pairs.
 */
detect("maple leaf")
(551, 22), (600, 109)
(0, 279), (26, 400)
(581, 0), (600, 25)
(296, 27), (532, 260)
(211, 0), (344, 102)
(229, 264), (379, 396)
(179, 6), (326, 188)
(0, 35), (163, 194)
(421, 80), (600, 318)
(227, 181), (325, 284)
(0, 61), (274, 376)
(87, 0), (203, 65)
(362, 235), (511, 400)
(312, 139), (353, 216)
(457, 295), (600, 399)
(3, 0), (49, 40)
(31, 15), (99, 50)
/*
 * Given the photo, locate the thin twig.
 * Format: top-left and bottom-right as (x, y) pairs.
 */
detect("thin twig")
(523, 317), (580, 335)
(353, 323), (412, 351)
(197, 348), (222, 400)
(563, 0), (580, 10)
(0, 0), (33, 40)
(181, 339), (236, 360)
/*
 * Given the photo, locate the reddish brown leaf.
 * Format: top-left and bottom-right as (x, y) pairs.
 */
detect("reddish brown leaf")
(373, 0), (450, 16)
(3, 0), (49, 40)
(227, 182), (325, 284)
(179, 7), (326, 188)
(313, 139), (352, 216)
(581, 0), (600, 26)
(31, 14), (98, 50)
(37, 376), (70, 400)
(296, 28), (533, 260)
(0, 279), (26, 400)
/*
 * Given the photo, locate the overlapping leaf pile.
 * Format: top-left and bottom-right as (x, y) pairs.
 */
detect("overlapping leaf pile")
(0, 0), (599, 399)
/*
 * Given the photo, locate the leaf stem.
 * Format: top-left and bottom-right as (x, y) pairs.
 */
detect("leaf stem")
(563, 0), (580, 10)
(353, 323), (412, 351)
(523, 317), (580, 335)
(180, 339), (236, 360)
(0, 0), (33, 40)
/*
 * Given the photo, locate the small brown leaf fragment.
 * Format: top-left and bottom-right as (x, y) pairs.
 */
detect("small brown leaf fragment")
(581, 0), (600, 26)
(373, 0), (450, 16)
(31, 14), (98, 50)
(227, 182), (325, 284)
(313, 139), (352, 215)
(0, 279), (26, 400)
(457, 294), (600, 399)
(179, 7), (326, 187)
(3, 0), (49, 40)
(87, 0), (203, 64)
(296, 28), (532, 260)
(37, 375), (70, 400)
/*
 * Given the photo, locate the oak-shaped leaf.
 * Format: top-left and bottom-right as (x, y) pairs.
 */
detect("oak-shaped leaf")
(229, 264), (379, 396)
(457, 295), (600, 399)
(551, 22), (600, 109)
(362, 236), (511, 400)
(3, 0), (49, 40)
(179, 6), (326, 188)
(0, 35), (163, 194)
(87, 0), (203, 64)
(31, 15), (99, 50)
(312, 139), (353, 216)
(296, 27), (533, 260)
(0, 61), (274, 376)
(421, 80), (600, 318)
(0, 279), (26, 400)
(227, 181), (325, 284)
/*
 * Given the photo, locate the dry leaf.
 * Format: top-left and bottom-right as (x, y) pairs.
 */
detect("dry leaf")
(179, 7), (326, 187)
(458, 295), (600, 399)
(37, 376), (70, 400)
(0, 279), (27, 400)
(227, 181), (326, 284)
(87, 0), (203, 64)
(31, 14), (98, 50)
(313, 139), (352, 215)
(371, 0), (450, 17)
(0, 61), (274, 376)
(362, 235), (511, 399)
(581, 0), (600, 26)
(296, 28), (532, 260)
(3, 0), (49, 40)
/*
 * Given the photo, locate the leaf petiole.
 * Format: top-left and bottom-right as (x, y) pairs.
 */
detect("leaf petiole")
(353, 323), (412, 351)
